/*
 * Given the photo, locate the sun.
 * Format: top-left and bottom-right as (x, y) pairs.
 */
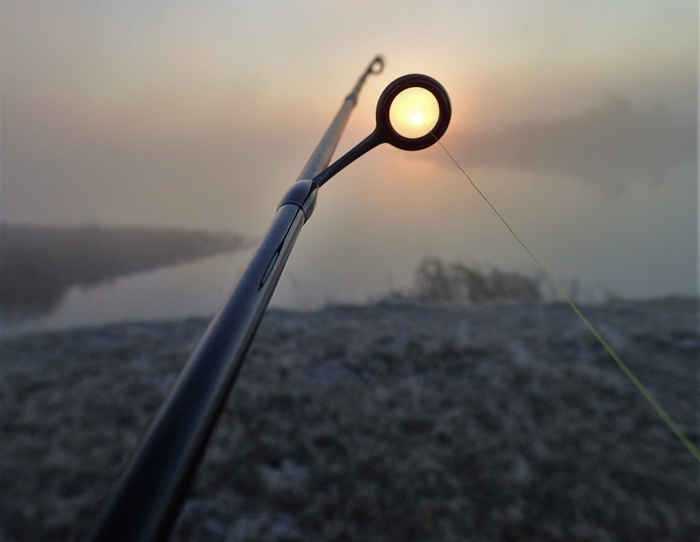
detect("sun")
(388, 87), (440, 139)
(410, 112), (426, 126)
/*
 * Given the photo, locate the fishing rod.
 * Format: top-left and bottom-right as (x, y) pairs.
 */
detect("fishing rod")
(86, 56), (451, 542)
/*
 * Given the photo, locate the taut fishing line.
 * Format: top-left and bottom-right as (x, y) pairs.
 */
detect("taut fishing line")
(429, 132), (700, 464)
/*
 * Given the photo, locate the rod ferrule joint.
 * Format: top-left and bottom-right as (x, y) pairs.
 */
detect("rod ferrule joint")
(277, 179), (318, 221)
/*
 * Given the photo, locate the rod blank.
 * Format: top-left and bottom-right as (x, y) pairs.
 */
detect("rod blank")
(85, 58), (382, 542)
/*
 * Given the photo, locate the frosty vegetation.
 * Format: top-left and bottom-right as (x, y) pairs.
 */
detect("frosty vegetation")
(412, 258), (542, 304)
(0, 263), (698, 541)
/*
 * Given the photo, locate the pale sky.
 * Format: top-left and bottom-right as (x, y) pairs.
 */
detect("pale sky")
(1, 1), (698, 301)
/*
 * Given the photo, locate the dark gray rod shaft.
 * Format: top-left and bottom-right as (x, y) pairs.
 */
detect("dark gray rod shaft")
(86, 56), (382, 542)
(86, 198), (310, 542)
(297, 55), (383, 180)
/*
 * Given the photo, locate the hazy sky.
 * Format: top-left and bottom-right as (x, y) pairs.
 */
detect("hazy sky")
(2, 1), (698, 301)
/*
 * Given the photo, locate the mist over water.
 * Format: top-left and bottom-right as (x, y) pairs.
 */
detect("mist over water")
(4, 214), (696, 336)
(0, 225), (254, 334)
(1, 252), (244, 334)
(3, 153), (698, 335)
(2, 3), (697, 333)
(1, 243), (420, 334)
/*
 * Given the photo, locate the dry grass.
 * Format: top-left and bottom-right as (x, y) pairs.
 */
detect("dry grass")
(1, 301), (698, 541)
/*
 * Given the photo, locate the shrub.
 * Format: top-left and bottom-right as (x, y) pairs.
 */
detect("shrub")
(414, 258), (542, 304)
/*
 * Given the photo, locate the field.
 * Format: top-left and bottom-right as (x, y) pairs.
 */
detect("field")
(1, 299), (698, 541)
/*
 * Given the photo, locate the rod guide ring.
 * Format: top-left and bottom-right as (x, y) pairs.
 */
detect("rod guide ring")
(375, 74), (452, 151)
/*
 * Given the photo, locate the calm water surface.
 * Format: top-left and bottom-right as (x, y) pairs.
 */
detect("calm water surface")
(1, 249), (398, 335)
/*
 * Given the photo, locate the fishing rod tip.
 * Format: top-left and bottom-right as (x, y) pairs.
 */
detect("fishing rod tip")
(370, 56), (385, 74)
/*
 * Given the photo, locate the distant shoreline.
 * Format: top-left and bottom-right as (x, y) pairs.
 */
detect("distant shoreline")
(0, 223), (253, 321)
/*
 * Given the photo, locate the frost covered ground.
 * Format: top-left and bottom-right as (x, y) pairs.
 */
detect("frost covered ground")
(0, 300), (698, 541)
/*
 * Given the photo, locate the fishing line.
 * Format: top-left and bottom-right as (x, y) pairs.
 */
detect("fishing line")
(430, 133), (700, 464)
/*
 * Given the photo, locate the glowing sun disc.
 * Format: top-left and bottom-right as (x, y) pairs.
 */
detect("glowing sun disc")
(410, 112), (425, 125)
(389, 87), (440, 139)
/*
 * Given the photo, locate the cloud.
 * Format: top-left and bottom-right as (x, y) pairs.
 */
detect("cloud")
(453, 96), (697, 193)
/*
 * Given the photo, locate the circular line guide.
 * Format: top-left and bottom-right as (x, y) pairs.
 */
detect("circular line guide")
(375, 74), (451, 151)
